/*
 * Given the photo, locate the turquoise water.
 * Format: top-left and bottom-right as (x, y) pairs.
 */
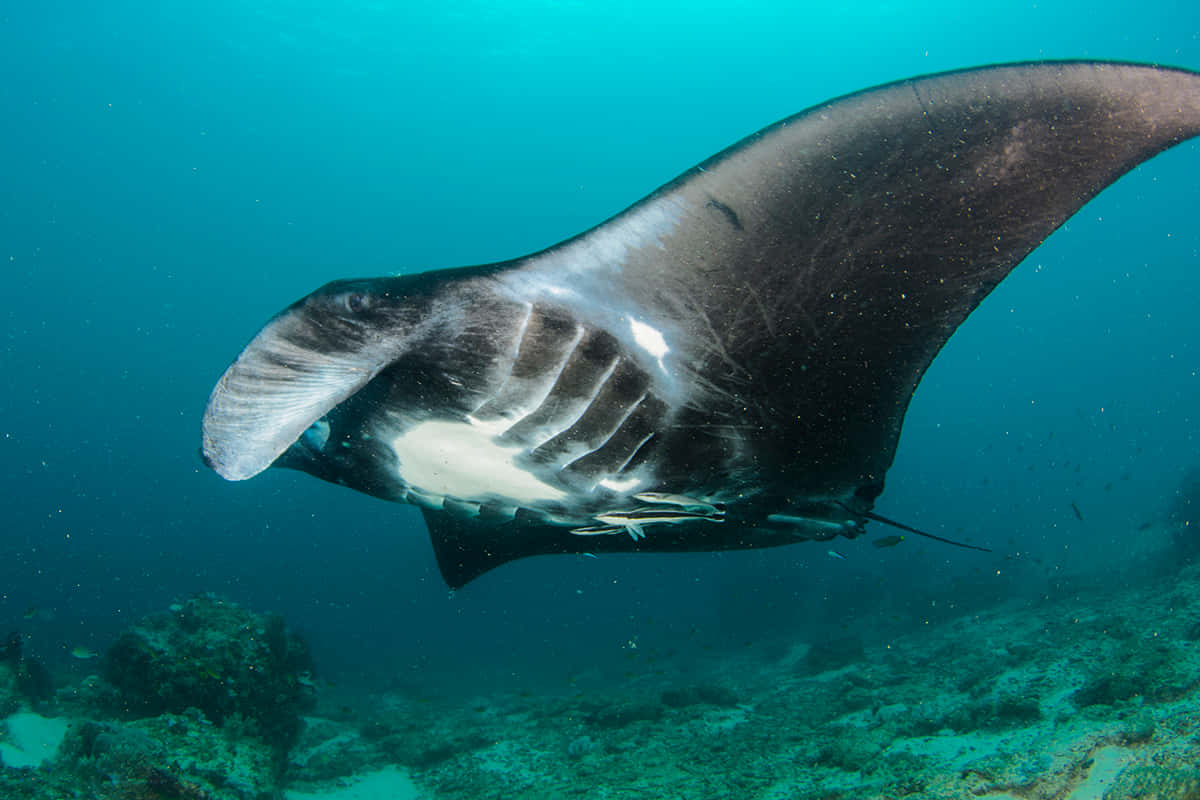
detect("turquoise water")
(2, 0), (1199, 751)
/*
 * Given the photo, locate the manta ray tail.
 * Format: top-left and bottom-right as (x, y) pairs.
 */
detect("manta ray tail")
(841, 504), (992, 552)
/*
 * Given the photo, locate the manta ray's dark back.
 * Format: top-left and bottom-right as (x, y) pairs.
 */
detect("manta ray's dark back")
(556, 60), (1200, 496)
(202, 62), (1200, 588)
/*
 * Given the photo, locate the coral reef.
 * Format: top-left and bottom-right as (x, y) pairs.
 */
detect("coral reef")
(0, 632), (53, 709)
(660, 684), (739, 709)
(102, 595), (315, 754)
(55, 710), (278, 800)
(282, 557), (1200, 800)
(15, 542), (1200, 799)
(1, 597), (312, 800)
(802, 635), (865, 674)
(1106, 766), (1200, 799)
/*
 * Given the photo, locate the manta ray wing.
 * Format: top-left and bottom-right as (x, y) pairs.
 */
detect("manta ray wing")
(202, 61), (1200, 587)
(503, 61), (1200, 498)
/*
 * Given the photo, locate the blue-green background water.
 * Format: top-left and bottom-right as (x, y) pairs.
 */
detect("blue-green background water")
(2, 2), (1198, 694)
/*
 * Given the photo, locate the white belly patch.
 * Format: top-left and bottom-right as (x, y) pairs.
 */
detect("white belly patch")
(389, 416), (566, 506)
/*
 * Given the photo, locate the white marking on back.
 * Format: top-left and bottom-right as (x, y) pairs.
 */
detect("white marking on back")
(515, 324), (584, 420)
(629, 317), (669, 371)
(472, 322), (584, 423)
(599, 475), (643, 493)
(568, 199), (687, 274)
(390, 417), (566, 505)
(571, 391), (647, 468)
(505, 302), (535, 375)
(492, 196), (692, 409)
(528, 355), (620, 451)
(615, 432), (655, 474)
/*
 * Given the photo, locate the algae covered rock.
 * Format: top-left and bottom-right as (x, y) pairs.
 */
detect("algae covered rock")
(1104, 766), (1200, 800)
(586, 701), (664, 729)
(812, 724), (893, 773)
(803, 635), (865, 674)
(288, 716), (382, 782)
(0, 632), (53, 709)
(0, 658), (18, 720)
(660, 684), (740, 709)
(57, 712), (278, 800)
(1072, 637), (1189, 709)
(102, 595), (316, 752)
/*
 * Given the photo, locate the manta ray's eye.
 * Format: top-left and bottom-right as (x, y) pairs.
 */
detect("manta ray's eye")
(344, 293), (370, 313)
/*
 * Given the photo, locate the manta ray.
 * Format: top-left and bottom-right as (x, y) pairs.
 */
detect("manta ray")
(202, 61), (1200, 588)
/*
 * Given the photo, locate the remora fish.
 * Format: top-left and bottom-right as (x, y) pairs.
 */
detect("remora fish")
(201, 62), (1200, 588)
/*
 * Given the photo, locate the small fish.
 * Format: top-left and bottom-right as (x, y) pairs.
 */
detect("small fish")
(23, 607), (37, 620)
(589, 508), (725, 541)
(1071, 501), (1083, 521)
(570, 525), (625, 537)
(70, 646), (98, 660)
(827, 549), (846, 560)
(1136, 521), (1153, 532)
(633, 492), (725, 516)
(871, 535), (905, 549)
